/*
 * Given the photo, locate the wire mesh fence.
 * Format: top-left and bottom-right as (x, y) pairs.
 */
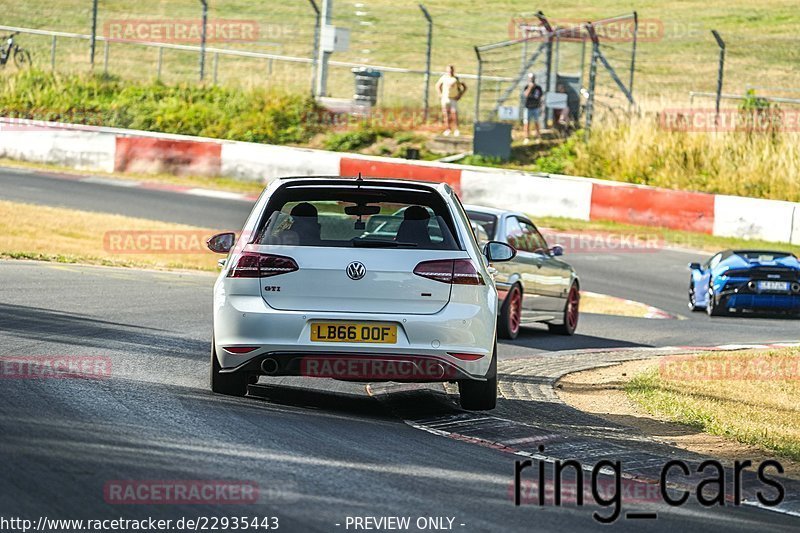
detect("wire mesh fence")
(0, 1), (798, 130)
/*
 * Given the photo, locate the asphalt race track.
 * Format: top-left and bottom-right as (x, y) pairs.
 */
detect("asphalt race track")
(1, 167), (799, 531)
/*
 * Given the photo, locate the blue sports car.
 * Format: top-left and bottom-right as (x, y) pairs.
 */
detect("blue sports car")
(688, 250), (800, 316)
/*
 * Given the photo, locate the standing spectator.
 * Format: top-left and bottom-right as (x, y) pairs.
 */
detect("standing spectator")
(435, 65), (467, 136)
(522, 73), (543, 144)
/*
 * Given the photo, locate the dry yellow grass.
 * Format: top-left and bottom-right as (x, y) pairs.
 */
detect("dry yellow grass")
(570, 111), (800, 201)
(0, 200), (222, 271)
(627, 347), (800, 460)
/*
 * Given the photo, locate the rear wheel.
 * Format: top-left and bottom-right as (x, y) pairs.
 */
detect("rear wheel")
(210, 338), (249, 396)
(498, 284), (522, 340)
(688, 282), (702, 312)
(548, 282), (580, 335)
(13, 48), (31, 69)
(458, 343), (497, 411)
(706, 288), (725, 317)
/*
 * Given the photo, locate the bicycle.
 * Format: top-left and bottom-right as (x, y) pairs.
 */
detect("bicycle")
(0, 32), (32, 69)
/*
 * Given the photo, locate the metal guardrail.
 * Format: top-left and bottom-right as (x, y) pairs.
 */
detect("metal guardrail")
(0, 23), (513, 84)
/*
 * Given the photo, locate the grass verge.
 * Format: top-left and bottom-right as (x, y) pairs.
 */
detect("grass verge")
(0, 199), (221, 271)
(626, 348), (800, 461)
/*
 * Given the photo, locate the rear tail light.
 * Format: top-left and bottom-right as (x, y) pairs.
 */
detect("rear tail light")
(228, 252), (299, 278)
(222, 346), (260, 354)
(414, 259), (485, 285)
(724, 269), (749, 277)
(448, 352), (485, 361)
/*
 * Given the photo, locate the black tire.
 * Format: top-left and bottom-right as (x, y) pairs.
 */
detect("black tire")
(13, 48), (31, 69)
(497, 284), (522, 340)
(688, 282), (703, 312)
(210, 338), (249, 396)
(706, 288), (725, 317)
(458, 343), (497, 411)
(548, 282), (580, 335)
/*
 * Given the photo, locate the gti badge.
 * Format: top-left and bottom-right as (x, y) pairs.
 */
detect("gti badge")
(346, 261), (366, 280)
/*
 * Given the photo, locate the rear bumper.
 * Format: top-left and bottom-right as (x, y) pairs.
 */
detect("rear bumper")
(719, 292), (800, 312)
(220, 352), (486, 382)
(213, 289), (496, 380)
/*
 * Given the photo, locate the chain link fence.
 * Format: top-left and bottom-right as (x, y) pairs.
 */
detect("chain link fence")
(1, 2), (798, 127)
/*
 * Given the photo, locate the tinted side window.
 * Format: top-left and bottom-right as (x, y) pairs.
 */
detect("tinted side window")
(506, 217), (547, 254)
(520, 220), (548, 253)
(505, 217), (524, 249)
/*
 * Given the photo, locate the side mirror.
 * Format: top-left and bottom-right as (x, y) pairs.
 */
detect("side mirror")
(483, 241), (516, 263)
(688, 262), (702, 271)
(550, 245), (564, 257)
(207, 232), (236, 254)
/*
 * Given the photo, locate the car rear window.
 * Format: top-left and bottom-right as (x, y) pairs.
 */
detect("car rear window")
(254, 184), (461, 250)
(466, 211), (496, 243)
(737, 251), (793, 262)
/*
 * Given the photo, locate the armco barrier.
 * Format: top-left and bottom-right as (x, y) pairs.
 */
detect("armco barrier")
(713, 195), (799, 244)
(590, 182), (715, 234)
(1, 116), (798, 244)
(340, 156), (462, 196)
(460, 170), (593, 220)
(221, 143), (341, 182)
(115, 137), (222, 176)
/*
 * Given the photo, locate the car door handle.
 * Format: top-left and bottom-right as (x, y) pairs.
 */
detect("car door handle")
(488, 266), (498, 276)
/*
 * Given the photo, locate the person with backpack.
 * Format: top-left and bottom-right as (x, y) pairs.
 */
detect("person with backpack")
(435, 65), (467, 136)
(523, 73), (543, 143)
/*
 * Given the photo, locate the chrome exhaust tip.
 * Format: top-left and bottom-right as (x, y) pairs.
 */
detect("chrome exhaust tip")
(260, 358), (279, 375)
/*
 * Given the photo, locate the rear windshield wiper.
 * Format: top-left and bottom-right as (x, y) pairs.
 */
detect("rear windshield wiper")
(351, 239), (418, 248)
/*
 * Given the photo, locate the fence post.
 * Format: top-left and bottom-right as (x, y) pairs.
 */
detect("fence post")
(157, 47), (163, 80)
(213, 52), (219, 84)
(519, 25), (529, 112)
(103, 40), (109, 74)
(629, 11), (638, 112)
(535, 12), (554, 126)
(474, 46), (483, 123)
(308, 0), (321, 97)
(584, 24), (599, 141)
(419, 4), (433, 122)
(315, 0), (333, 97)
(711, 30), (726, 125)
(90, 0), (99, 67)
(199, 0), (208, 81)
(51, 36), (57, 71)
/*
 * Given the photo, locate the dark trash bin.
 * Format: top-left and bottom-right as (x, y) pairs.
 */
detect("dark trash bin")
(352, 67), (382, 107)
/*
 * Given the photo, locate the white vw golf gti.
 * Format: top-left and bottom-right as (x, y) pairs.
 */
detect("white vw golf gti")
(206, 177), (515, 410)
